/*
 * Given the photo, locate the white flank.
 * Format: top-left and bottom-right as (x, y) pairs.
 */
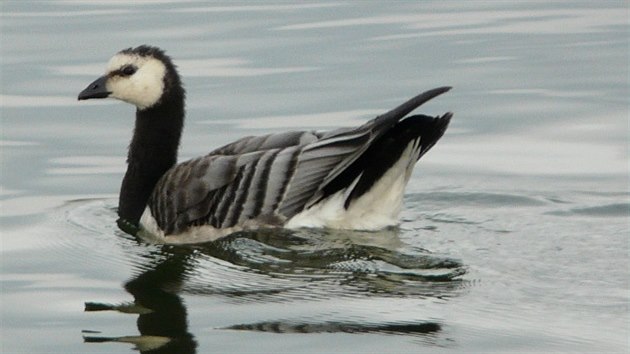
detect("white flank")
(106, 53), (166, 110)
(286, 139), (422, 230)
(138, 207), (280, 244)
(139, 207), (233, 244)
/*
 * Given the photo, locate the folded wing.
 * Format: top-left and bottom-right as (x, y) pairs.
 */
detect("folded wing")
(148, 87), (451, 235)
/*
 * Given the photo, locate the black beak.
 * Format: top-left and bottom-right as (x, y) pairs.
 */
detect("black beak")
(78, 75), (111, 100)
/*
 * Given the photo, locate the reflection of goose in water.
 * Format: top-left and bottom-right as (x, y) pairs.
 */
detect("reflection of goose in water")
(83, 247), (198, 354)
(78, 45), (452, 243)
(82, 227), (466, 350)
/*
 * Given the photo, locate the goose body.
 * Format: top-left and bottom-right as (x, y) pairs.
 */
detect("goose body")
(78, 45), (452, 243)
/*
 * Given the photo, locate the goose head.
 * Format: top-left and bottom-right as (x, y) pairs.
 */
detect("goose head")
(78, 45), (182, 110)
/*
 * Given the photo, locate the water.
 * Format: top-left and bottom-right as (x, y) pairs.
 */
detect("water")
(1, 1), (628, 353)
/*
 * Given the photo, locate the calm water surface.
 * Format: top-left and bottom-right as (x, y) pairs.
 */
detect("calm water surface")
(1, 1), (628, 353)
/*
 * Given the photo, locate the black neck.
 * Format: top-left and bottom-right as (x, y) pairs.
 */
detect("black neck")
(118, 91), (184, 226)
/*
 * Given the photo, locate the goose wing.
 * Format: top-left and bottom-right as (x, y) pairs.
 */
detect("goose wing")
(148, 129), (369, 235)
(148, 87), (451, 235)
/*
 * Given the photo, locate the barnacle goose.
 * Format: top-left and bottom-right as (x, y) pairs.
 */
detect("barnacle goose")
(78, 45), (452, 243)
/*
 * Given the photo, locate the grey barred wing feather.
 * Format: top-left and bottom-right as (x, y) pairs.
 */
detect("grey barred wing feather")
(148, 129), (373, 235)
(209, 130), (320, 155)
(149, 151), (267, 234)
(278, 129), (372, 216)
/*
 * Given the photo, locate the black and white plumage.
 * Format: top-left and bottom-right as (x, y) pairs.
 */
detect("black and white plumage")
(78, 45), (452, 243)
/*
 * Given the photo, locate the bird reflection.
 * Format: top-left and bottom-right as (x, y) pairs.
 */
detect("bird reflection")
(83, 227), (466, 351)
(83, 246), (198, 353)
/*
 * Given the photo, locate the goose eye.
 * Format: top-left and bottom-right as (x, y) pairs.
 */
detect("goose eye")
(121, 65), (137, 76)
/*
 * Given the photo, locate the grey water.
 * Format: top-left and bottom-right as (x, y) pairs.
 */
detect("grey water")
(1, 1), (628, 353)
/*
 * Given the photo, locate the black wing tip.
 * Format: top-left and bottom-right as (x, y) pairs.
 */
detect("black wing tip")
(434, 111), (453, 134)
(432, 86), (453, 94)
(439, 111), (453, 132)
(419, 86), (452, 100)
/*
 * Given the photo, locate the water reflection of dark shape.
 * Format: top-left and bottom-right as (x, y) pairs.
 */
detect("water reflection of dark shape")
(83, 247), (198, 354)
(197, 228), (463, 273)
(187, 228), (467, 301)
(206, 230), (455, 336)
(84, 227), (466, 347)
(227, 320), (441, 335)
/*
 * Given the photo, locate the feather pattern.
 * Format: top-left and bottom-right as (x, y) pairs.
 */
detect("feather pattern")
(146, 87), (452, 236)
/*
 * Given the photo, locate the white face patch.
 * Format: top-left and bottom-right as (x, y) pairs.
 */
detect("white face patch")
(105, 53), (166, 110)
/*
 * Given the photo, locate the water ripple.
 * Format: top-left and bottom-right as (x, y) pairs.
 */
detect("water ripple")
(546, 203), (630, 218)
(62, 198), (467, 340)
(408, 191), (547, 208)
(177, 228), (467, 303)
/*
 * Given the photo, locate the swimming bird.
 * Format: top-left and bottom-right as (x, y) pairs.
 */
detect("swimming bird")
(78, 45), (452, 243)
